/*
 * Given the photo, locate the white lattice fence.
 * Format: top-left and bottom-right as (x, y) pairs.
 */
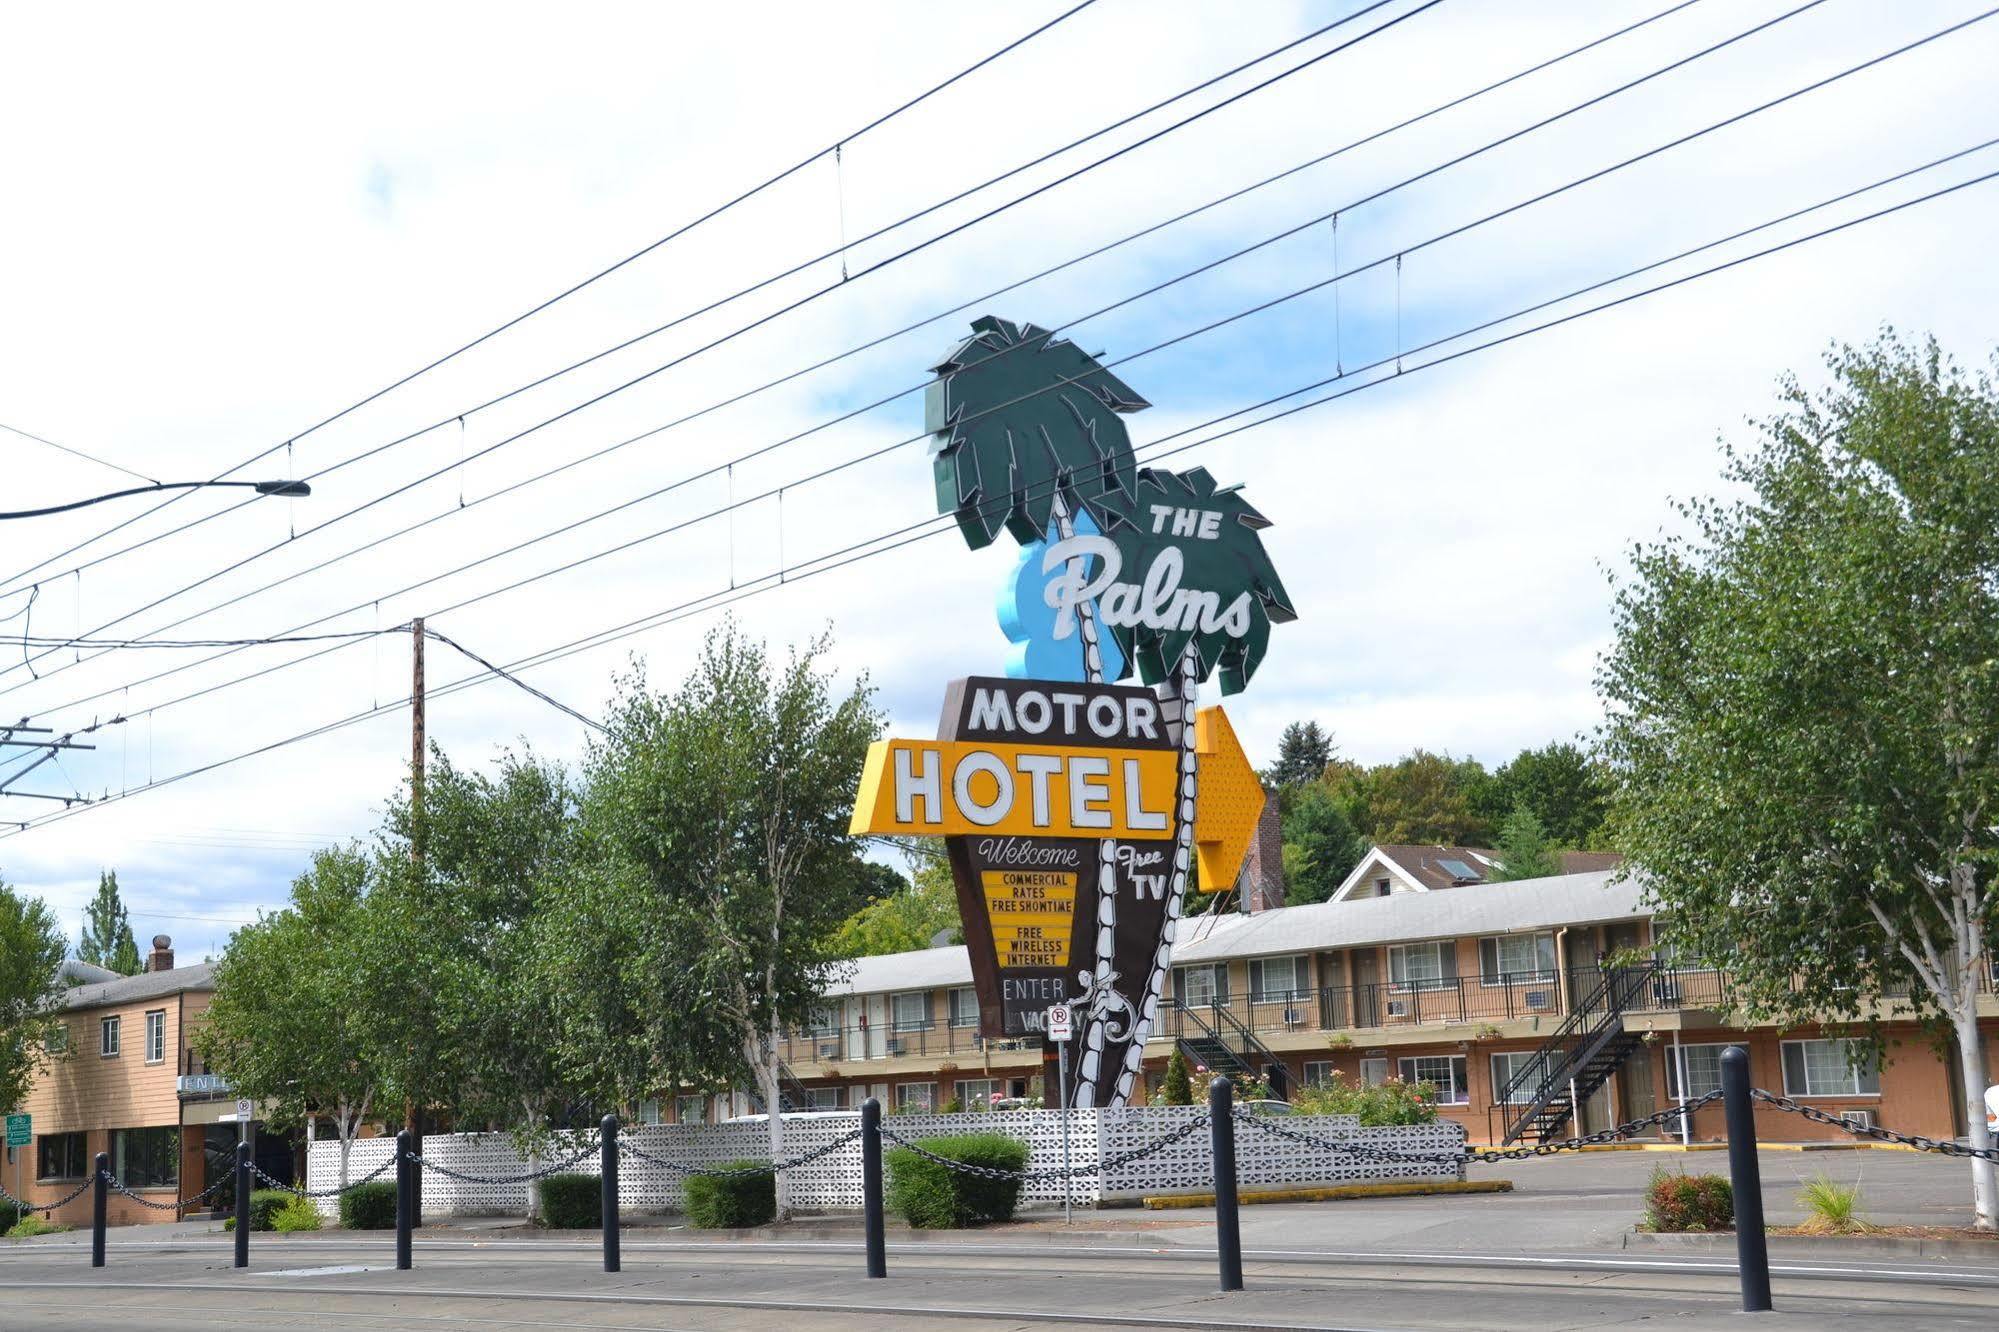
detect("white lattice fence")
(306, 1107), (1462, 1216)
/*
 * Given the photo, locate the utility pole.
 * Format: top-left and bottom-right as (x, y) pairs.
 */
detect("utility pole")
(407, 616), (425, 1221)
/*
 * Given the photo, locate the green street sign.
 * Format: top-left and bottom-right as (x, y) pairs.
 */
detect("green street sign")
(3, 1113), (28, 1147)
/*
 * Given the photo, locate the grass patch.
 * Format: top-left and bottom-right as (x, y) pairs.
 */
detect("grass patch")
(1795, 1172), (1877, 1235)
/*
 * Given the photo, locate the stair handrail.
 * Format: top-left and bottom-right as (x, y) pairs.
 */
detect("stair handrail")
(1201, 993), (1293, 1092)
(1169, 997), (1255, 1078)
(1499, 960), (1660, 1143)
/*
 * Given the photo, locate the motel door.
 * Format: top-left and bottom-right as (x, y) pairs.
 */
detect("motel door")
(1352, 949), (1380, 1027)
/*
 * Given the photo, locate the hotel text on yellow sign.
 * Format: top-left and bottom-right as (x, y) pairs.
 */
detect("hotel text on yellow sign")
(848, 739), (1177, 840)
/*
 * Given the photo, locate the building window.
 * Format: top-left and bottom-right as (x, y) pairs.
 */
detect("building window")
(1248, 955), (1308, 1002)
(111, 1127), (179, 1189)
(1173, 963), (1228, 1007)
(895, 1082), (936, 1113)
(1662, 1043), (1749, 1099)
(806, 1086), (846, 1110)
(634, 1100), (663, 1126)
(948, 987), (980, 1029)
(1490, 1051), (1558, 1105)
(46, 1023), (69, 1056)
(145, 1010), (167, 1064)
(1359, 1057), (1389, 1087)
(1397, 1055), (1469, 1105)
(806, 1004), (841, 1037)
(1302, 1061), (1335, 1088)
(100, 1015), (120, 1058)
(1478, 933), (1556, 985)
(676, 1095), (707, 1126)
(1373, 877), (1391, 897)
(954, 1078), (999, 1108)
(1781, 1040), (1880, 1097)
(1387, 942), (1453, 991)
(37, 1131), (87, 1181)
(890, 992), (931, 1033)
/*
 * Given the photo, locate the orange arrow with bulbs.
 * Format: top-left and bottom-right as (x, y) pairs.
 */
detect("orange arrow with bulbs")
(1193, 705), (1267, 894)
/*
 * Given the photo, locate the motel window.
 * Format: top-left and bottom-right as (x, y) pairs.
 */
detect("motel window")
(806, 1087), (846, 1110)
(1248, 955), (1308, 1003)
(100, 1015), (120, 1058)
(806, 1004), (841, 1037)
(955, 1078), (1000, 1108)
(676, 1095), (707, 1126)
(1781, 1040), (1880, 1098)
(1490, 1051), (1558, 1105)
(111, 1126), (179, 1190)
(890, 992), (932, 1033)
(948, 987), (980, 1029)
(1387, 942), (1454, 991)
(37, 1131), (87, 1181)
(1662, 1043), (1749, 1099)
(1173, 963), (1228, 1008)
(1478, 933), (1556, 985)
(145, 1010), (167, 1064)
(1302, 1061), (1335, 1088)
(1373, 877), (1392, 897)
(634, 1101), (663, 1126)
(895, 1082), (937, 1113)
(1397, 1055), (1469, 1105)
(47, 1023), (69, 1056)
(1359, 1057), (1389, 1088)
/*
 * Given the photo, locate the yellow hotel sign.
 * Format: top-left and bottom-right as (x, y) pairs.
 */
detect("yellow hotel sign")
(848, 738), (1177, 840)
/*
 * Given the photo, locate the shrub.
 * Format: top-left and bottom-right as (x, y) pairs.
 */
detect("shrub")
(683, 1164), (776, 1228)
(1160, 1048), (1192, 1105)
(1796, 1172), (1873, 1234)
(0, 1201), (24, 1232)
(886, 1133), (1027, 1229)
(1290, 1073), (1439, 1126)
(5, 1215), (66, 1239)
(245, 1189), (293, 1232)
(272, 1197), (323, 1232)
(339, 1180), (398, 1230)
(537, 1173), (603, 1230)
(1643, 1167), (1734, 1232)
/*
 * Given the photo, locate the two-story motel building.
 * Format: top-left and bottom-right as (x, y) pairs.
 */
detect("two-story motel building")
(740, 848), (1999, 1145)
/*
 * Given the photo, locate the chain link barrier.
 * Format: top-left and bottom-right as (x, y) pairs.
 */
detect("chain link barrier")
(251, 1154), (398, 1199)
(103, 1174), (233, 1213)
(0, 1173), (96, 1217)
(1751, 1089), (1999, 1161)
(618, 1127), (863, 1176)
(876, 1113), (1212, 1182)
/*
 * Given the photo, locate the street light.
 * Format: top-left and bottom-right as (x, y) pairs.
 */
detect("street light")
(0, 478), (312, 520)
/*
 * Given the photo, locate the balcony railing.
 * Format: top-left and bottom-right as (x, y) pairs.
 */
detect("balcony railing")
(777, 1022), (1036, 1066)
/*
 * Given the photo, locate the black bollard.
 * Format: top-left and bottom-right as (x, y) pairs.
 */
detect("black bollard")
(91, 1151), (108, 1269)
(861, 1097), (886, 1279)
(600, 1113), (621, 1273)
(1208, 1077), (1243, 1292)
(233, 1141), (250, 1269)
(1720, 1046), (1771, 1313)
(394, 1129), (413, 1272)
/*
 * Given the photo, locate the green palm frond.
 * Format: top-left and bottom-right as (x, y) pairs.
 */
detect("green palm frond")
(926, 315), (1148, 549)
(1104, 467), (1295, 695)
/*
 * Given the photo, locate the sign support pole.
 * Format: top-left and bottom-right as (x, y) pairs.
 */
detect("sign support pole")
(1056, 1036), (1073, 1225)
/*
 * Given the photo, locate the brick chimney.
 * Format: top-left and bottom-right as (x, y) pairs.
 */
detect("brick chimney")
(145, 934), (174, 973)
(1238, 791), (1286, 914)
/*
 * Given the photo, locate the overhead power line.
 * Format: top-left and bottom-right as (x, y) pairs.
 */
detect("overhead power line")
(6, 149), (1990, 839)
(13, 2), (1972, 733)
(0, 0), (1102, 595)
(0, 0), (1439, 611)
(0, 422), (156, 485)
(4, 0), (1837, 708)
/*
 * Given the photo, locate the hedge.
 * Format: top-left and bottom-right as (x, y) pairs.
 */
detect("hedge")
(1644, 1168), (1734, 1232)
(243, 1189), (294, 1232)
(538, 1173), (603, 1230)
(885, 1133), (1027, 1228)
(683, 1164), (775, 1229)
(339, 1180), (398, 1230)
(272, 1197), (322, 1232)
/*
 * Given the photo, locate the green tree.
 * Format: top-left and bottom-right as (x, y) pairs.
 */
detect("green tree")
(561, 624), (881, 1217)
(1492, 808), (1559, 882)
(78, 870), (140, 976)
(1478, 743), (1611, 849)
(0, 876), (67, 1113)
(194, 847), (378, 1186)
(1160, 1047), (1193, 1106)
(1597, 333), (1999, 1228)
(1282, 782), (1365, 905)
(1339, 750), (1492, 846)
(1265, 721), (1334, 789)
(830, 857), (961, 958)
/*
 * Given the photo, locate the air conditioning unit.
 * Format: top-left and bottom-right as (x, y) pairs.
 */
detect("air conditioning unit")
(1524, 990), (1552, 1011)
(1282, 1007), (1304, 1026)
(1385, 998), (1411, 1018)
(886, 1039), (907, 1056)
(1839, 1110), (1874, 1131)
(817, 1042), (841, 1060)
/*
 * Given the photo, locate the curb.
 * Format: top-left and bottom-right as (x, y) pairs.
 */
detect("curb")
(1142, 1179), (1512, 1209)
(1624, 1229), (1999, 1262)
(1568, 1142), (1915, 1154)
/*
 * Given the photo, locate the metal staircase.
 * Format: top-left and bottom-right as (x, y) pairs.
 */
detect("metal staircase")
(1498, 962), (1658, 1145)
(1172, 1000), (1293, 1100)
(747, 1059), (815, 1113)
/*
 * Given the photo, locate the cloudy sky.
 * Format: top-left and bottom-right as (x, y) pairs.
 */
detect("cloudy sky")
(1, 0), (1994, 954)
